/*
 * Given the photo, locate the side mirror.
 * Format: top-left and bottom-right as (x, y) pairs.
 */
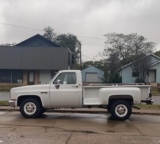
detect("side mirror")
(55, 79), (61, 89)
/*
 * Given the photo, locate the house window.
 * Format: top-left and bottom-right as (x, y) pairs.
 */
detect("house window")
(0, 70), (11, 83)
(0, 70), (23, 83)
(132, 69), (139, 77)
(12, 70), (23, 83)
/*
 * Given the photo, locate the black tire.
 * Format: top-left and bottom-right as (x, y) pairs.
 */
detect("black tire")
(20, 98), (42, 118)
(40, 108), (48, 114)
(110, 100), (132, 121)
(107, 106), (111, 113)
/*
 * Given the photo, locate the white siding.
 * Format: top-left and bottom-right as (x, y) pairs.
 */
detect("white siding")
(122, 66), (137, 83)
(121, 55), (160, 83)
(150, 63), (160, 83)
(149, 70), (156, 82)
(39, 70), (51, 84)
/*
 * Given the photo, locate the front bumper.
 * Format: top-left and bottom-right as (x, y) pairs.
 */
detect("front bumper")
(9, 100), (16, 107)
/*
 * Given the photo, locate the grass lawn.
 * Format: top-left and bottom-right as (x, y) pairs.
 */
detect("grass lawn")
(0, 101), (9, 106)
(151, 87), (160, 96)
(134, 104), (160, 109)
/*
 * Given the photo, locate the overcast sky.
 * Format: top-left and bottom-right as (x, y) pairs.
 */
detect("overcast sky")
(0, 0), (160, 61)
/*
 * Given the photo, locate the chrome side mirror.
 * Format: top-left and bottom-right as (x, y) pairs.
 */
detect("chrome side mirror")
(55, 79), (61, 89)
(57, 79), (61, 84)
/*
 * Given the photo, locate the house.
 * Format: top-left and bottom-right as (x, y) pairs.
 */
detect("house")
(82, 66), (104, 83)
(119, 54), (160, 83)
(0, 34), (73, 85)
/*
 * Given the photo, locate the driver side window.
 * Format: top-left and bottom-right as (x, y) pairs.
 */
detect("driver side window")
(53, 72), (76, 84)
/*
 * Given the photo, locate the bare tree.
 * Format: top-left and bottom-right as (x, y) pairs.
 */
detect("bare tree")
(103, 33), (155, 65)
(0, 43), (16, 46)
(132, 55), (152, 83)
(101, 33), (155, 83)
(55, 33), (81, 63)
(43, 26), (82, 64)
(43, 26), (56, 41)
(107, 52), (121, 83)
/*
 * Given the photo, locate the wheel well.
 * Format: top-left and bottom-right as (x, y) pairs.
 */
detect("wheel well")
(108, 95), (133, 107)
(17, 95), (42, 107)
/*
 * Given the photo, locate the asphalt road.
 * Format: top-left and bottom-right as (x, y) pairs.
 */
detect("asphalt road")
(0, 111), (160, 144)
(0, 91), (160, 104)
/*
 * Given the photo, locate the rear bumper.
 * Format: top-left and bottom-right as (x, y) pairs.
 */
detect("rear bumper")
(141, 93), (154, 105)
(141, 99), (154, 105)
(9, 100), (16, 107)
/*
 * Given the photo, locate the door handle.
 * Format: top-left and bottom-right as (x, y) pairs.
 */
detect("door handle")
(40, 92), (48, 94)
(72, 85), (78, 88)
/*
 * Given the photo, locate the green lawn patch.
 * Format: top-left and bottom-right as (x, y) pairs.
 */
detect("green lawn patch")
(0, 101), (9, 106)
(134, 104), (160, 109)
(151, 87), (160, 96)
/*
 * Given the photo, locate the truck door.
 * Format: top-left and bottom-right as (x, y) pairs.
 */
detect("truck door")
(49, 72), (82, 108)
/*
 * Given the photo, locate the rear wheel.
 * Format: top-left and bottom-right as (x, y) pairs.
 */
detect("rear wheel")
(20, 98), (42, 118)
(110, 100), (131, 121)
(107, 106), (111, 113)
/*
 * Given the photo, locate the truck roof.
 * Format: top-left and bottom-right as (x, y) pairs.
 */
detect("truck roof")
(59, 70), (81, 73)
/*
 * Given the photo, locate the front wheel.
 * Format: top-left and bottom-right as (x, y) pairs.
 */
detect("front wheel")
(20, 98), (42, 118)
(40, 107), (48, 114)
(110, 100), (132, 121)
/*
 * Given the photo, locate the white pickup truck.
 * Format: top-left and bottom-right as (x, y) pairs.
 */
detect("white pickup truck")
(9, 70), (153, 121)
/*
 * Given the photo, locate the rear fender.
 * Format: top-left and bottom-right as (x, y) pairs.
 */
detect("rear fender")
(99, 87), (141, 105)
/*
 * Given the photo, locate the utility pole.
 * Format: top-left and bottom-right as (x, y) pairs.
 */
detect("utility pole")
(80, 43), (82, 70)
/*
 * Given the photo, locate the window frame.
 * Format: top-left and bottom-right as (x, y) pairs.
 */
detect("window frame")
(53, 72), (77, 85)
(0, 69), (23, 83)
(132, 69), (139, 77)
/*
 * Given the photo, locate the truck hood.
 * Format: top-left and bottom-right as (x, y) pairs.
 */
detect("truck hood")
(10, 84), (50, 93)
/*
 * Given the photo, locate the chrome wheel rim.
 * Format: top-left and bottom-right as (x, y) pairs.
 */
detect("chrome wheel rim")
(115, 104), (128, 117)
(24, 102), (37, 115)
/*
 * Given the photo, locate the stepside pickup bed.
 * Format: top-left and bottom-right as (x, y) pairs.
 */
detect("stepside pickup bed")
(9, 70), (153, 121)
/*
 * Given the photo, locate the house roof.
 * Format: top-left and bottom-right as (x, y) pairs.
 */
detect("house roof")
(118, 54), (160, 71)
(150, 60), (160, 68)
(0, 46), (69, 70)
(16, 34), (60, 47)
(82, 66), (104, 73)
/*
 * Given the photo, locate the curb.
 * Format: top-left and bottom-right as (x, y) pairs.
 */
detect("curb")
(0, 107), (160, 116)
(132, 111), (160, 116)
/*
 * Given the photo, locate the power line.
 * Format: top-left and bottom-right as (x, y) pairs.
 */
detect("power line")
(0, 21), (100, 58)
(0, 21), (42, 31)
(1, 21), (160, 44)
(0, 21), (105, 40)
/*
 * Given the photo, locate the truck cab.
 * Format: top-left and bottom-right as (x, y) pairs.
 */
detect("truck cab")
(49, 70), (83, 108)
